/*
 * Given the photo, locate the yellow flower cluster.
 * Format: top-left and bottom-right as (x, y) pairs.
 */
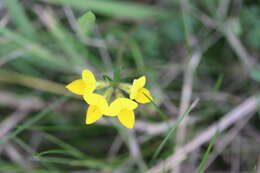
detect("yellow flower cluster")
(66, 70), (153, 128)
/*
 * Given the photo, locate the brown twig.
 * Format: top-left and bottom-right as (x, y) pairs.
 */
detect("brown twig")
(223, 21), (254, 72)
(4, 142), (34, 169)
(0, 91), (44, 110)
(205, 113), (253, 170)
(0, 110), (30, 140)
(257, 156), (260, 173)
(0, 109), (30, 155)
(96, 117), (198, 135)
(174, 50), (202, 173)
(244, 125), (260, 144)
(0, 92), (44, 155)
(147, 96), (259, 173)
(108, 134), (123, 161)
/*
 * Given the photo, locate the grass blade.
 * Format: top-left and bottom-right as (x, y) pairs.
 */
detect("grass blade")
(0, 166), (61, 173)
(213, 74), (224, 91)
(144, 93), (169, 121)
(0, 69), (69, 95)
(195, 131), (219, 173)
(129, 39), (146, 74)
(39, 0), (168, 19)
(42, 133), (86, 159)
(36, 9), (88, 69)
(0, 95), (70, 145)
(0, 27), (71, 71)
(151, 98), (199, 163)
(13, 137), (61, 171)
(4, 0), (36, 39)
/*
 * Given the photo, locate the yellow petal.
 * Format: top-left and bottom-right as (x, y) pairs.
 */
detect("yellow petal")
(130, 76), (146, 99)
(120, 98), (138, 110)
(66, 79), (86, 95)
(85, 105), (102, 124)
(83, 93), (108, 113)
(83, 83), (96, 95)
(106, 100), (119, 116)
(135, 88), (153, 104)
(136, 76), (146, 88)
(82, 69), (96, 92)
(130, 84), (138, 100)
(118, 109), (135, 128)
(107, 98), (138, 116)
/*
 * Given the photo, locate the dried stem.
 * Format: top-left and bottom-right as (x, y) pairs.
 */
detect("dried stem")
(148, 96), (259, 173)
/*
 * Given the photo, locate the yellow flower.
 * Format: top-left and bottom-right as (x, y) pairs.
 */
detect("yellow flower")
(130, 76), (153, 104)
(107, 98), (138, 128)
(66, 69), (96, 96)
(83, 93), (109, 124)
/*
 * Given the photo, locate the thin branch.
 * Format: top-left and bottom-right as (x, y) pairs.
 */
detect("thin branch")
(0, 91), (44, 110)
(257, 156), (260, 173)
(223, 21), (254, 72)
(4, 142), (34, 169)
(0, 110), (30, 139)
(97, 117), (198, 135)
(174, 50), (202, 172)
(147, 96), (259, 173)
(0, 110), (30, 154)
(108, 134), (123, 161)
(205, 113), (253, 170)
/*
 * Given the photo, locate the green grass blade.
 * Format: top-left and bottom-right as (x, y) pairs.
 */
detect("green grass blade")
(39, 0), (168, 19)
(150, 99), (169, 121)
(151, 98), (199, 163)
(213, 74), (224, 91)
(0, 95), (70, 145)
(13, 137), (61, 171)
(0, 166), (61, 173)
(42, 133), (86, 159)
(129, 39), (146, 74)
(39, 11), (87, 68)
(35, 149), (74, 157)
(144, 93), (168, 121)
(4, 0), (36, 39)
(24, 125), (83, 131)
(0, 27), (71, 71)
(0, 69), (69, 95)
(195, 131), (219, 173)
(13, 137), (35, 155)
(37, 156), (117, 169)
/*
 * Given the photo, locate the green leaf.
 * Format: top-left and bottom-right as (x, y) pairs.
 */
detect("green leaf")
(78, 11), (96, 36)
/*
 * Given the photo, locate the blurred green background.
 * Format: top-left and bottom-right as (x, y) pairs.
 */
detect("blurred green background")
(0, 0), (260, 172)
